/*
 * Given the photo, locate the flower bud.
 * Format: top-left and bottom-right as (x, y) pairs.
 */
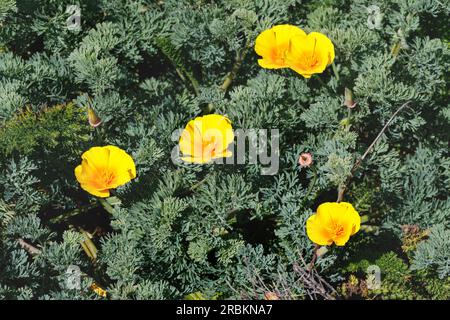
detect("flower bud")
(344, 87), (356, 109)
(298, 152), (313, 167)
(88, 106), (102, 127)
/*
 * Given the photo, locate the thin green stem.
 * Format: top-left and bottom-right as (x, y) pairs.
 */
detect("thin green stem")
(346, 108), (352, 132)
(49, 203), (97, 224)
(331, 62), (340, 82)
(98, 198), (115, 214)
(205, 41), (251, 114)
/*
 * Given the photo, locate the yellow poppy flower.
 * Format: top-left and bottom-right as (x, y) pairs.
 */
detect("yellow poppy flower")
(179, 114), (234, 164)
(306, 202), (360, 246)
(74, 146), (136, 198)
(285, 31), (335, 78)
(255, 24), (306, 69)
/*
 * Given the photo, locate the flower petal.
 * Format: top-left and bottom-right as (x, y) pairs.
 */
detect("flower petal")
(181, 156), (213, 164)
(285, 31), (335, 78)
(306, 214), (333, 246)
(80, 183), (110, 198)
(105, 145), (137, 178)
(81, 146), (111, 170)
(212, 149), (233, 159)
(258, 58), (285, 69)
(334, 233), (351, 246)
(308, 32), (335, 65)
(179, 114), (234, 163)
(255, 25), (306, 68)
(75, 146), (136, 197)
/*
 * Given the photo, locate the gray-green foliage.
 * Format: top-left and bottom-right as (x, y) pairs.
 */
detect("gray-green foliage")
(0, 0), (448, 299)
(411, 225), (450, 279)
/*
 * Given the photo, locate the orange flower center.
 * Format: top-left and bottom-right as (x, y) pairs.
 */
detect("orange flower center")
(96, 168), (116, 187)
(202, 137), (220, 158)
(296, 50), (321, 70)
(331, 222), (345, 238)
(270, 46), (288, 65)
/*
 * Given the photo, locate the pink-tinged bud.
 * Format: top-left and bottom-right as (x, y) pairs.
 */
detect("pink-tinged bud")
(264, 292), (280, 300)
(298, 152), (313, 167)
(88, 106), (102, 127)
(344, 87), (357, 109)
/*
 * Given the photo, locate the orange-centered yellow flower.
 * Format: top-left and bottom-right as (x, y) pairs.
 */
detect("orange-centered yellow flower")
(255, 24), (306, 69)
(255, 25), (335, 78)
(306, 202), (360, 246)
(179, 114), (234, 164)
(75, 146), (136, 198)
(285, 31), (335, 78)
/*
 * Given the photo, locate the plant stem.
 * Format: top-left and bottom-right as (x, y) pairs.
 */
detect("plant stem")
(307, 244), (320, 272)
(190, 175), (209, 191)
(17, 238), (41, 255)
(346, 108), (352, 132)
(337, 101), (411, 202)
(98, 198), (115, 214)
(205, 42), (251, 113)
(331, 62), (340, 82)
(49, 203), (97, 224)
(220, 44), (250, 92)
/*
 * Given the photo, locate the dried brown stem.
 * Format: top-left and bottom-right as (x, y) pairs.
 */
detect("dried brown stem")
(307, 244), (320, 272)
(337, 101), (411, 202)
(17, 238), (41, 255)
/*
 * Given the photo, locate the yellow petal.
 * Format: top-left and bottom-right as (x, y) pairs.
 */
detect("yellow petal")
(308, 32), (335, 65)
(181, 156), (213, 164)
(74, 164), (84, 183)
(258, 58), (285, 69)
(105, 145), (137, 178)
(333, 233), (351, 246)
(339, 202), (361, 235)
(285, 31), (335, 77)
(75, 146), (136, 197)
(311, 202), (361, 246)
(80, 183), (110, 198)
(306, 214), (333, 246)
(179, 119), (201, 156)
(315, 202), (336, 227)
(255, 25), (306, 68)
(212, 149), (233, 159)
(179, 114), (234, 163)
(81, 146), (111, 170)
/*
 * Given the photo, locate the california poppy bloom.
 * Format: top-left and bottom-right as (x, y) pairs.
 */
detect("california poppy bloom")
(306, 202), (360, 246)
(75, 146), (136, 198)
(179, 114), (234, 164)
(254, 24), (306, 69)
(285, 31), (335, 78)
